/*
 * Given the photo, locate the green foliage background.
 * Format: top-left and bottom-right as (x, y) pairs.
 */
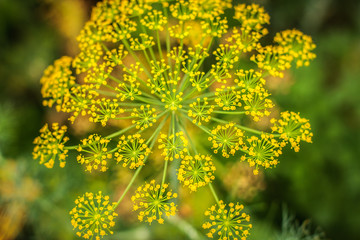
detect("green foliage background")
(0, 0), (359, 239)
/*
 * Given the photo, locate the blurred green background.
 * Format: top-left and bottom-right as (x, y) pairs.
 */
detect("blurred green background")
(0, 0), (359, 239)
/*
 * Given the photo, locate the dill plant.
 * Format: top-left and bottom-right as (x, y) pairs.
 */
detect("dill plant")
(32, 0), (316, 239)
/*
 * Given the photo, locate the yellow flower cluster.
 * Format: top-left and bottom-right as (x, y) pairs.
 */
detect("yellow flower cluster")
(33, 123), (69, 168)
(33, 0), (316, 238)
(177, 154), (216, 192)
(188, 97), (214, 125)
(271, 111), (313, 152)
(115, 133), (151, 169)
(274, 29), (316, 67)
(77, 134), (112, 172)
(158, 131), (188, 161)
(241, 134), (282, 175)
(202, 201), (252, 240)
(208, 123), (244, 158)
(69, 191), (117, 240)
(131, 105), (157, 130)
(131, 180), (177, 224)
(40, 56), (75, 112)
(234, 4), (270, 32)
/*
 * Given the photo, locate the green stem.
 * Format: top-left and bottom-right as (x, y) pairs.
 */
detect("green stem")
(168, 215), (205, 240)
(213, 110), (246, 115)
(161, 160), (169, 187)
(161, 111), (176, 187)
(64, 145), (78, 150)
(105, 125), (136, 139)
(156, 30), (163, 59)
(96, 89), (117, 97)
(209, 183), (220, 206)
(114, 164), (144, 208)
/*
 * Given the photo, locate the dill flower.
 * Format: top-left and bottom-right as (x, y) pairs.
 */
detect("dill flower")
(188, 97), (214, 125)
(271, 111), (313, 152)
(215, 86), (242, 111)
(131, 105), (157, 130)
(34, 0), (316, 238)
(40, 56), (75, 112)
(208, 123), (244, 158)
(69, 191), (118, 240)
(202, 201), (252, 240)
(32, 123), (69, 168)
(177, 154), (216, 192)
(274, 29), (316, 67)
(158, 131), (188, 161)
(241, 134), (282, 175)
(251, 45), (293, 78)
(77, 134), (112, 172)
(115, 133), (151, 169)
(89, 98), (125, 126)
(234, 4), (270, 32)
(131, 180), (178, 224)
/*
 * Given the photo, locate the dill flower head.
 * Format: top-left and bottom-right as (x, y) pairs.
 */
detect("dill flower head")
(241, 134), (282, 175)
(158, 131), (188, 161)
(202, 201), (252, 240)
(34, 0), (316, 238)
(131, 180), (178, 224)
(177, 154), (216, 192)
(274, 29), (316, 67)
(115, 133), (151, 169)
(77, 134), (112, 172)
(40, 56), (75, 112)
(32, 123), (69, 168)
(271, 111), (313, 152)
(69, 191), (118, 240)
(208, 123), (244, 158)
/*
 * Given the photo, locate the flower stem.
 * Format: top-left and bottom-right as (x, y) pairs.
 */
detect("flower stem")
(209, 183), (220, 207)
(213, 110), (246, 115)
(105, 125), (136, 139)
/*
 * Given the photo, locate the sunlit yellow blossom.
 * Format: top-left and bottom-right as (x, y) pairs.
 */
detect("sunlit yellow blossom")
(215, 86), (242, 111)
(141, 9), (167, 31)
(241, 134), (282, 175)
(89, 98), (125, 126)
(189, 0), (232, 20)
(209, 123), (244, 158)
(77, 134), (112, 172)
(63, 85), (99, 123)
(131, 105), (157, 130)
(202, 201), (252, 240)
(70, 191), (118, 240)
(251, 45), (292, 78)
(271, 111), (313, 152)
(33, 123), (69, 168)
(158, 131), (188, 161)
(234, 69), (265, 91)
(178, 154), (216, 192)
(131, 180), (177, 224)
(226, 27), (263, 53)
(40, 56), (75, 112)
(188, 98), (214, 125)
(234, 3), (270, 33)
(274, 29), (316, 67)
(241, 86), (274, 122)
(115, 133), (151, 169)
